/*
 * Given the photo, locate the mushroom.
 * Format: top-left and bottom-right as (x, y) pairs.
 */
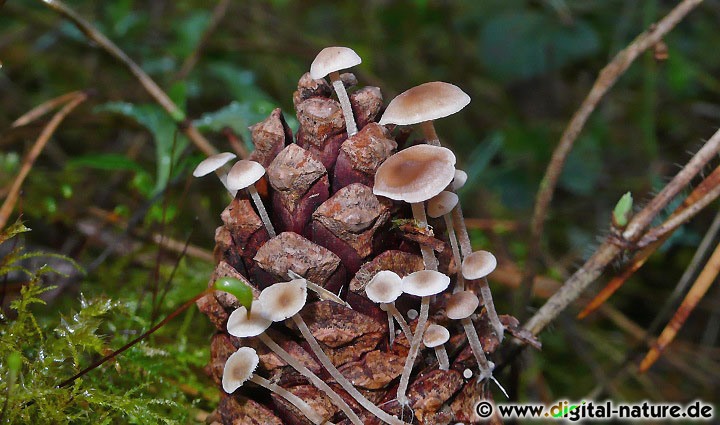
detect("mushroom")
(446, 290), (494, 381)
(452, 169), (468, 191)
(378, 81), (470, 146)
(462, 250), (503, 342)
(310, 46), (362, 137)
(222, 347), (328, 424)
(260, 279), (407, 425)
(427, 191), (464, 293)
(373, 144), (456, 271)
(227, 301), (362, 425)
(395, 270), (450, 408)
(226, 159), (276, 238)
(365, 270), (412, 344)
(423, 324), (450, 370)
(192, 151), (237, 194)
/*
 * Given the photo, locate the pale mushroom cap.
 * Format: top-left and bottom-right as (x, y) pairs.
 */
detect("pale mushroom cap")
(310, 47), (362, 80)
(226, 160), (266, 191)
(378, 81), (470, 126)
(446, 290), (480, 320)
(365, 270), (403, 304)
(462, 250), (498, 280)
(423, 324), (450, 348)
(401, 270), (450, 297)
(227, 302), (271, 338)
(373, 145), (456, 203)
(258, 279), (308, 322)
(193, 152), (236, 177)
(222, 346), (259, 393)
(452, 169), (468, 191)
(427, 191), (459, 218)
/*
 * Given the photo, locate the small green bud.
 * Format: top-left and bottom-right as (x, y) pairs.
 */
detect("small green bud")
(612, 192), (633, 228)
(213, 277), (253, 312)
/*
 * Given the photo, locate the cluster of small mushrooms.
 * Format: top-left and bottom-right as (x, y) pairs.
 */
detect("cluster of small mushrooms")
(195, 46), (506, 425)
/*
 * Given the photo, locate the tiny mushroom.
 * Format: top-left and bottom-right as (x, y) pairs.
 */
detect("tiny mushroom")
(263, 279), (406, 425)
(227, 300), (362, 425)
(226, 159), (276, 238)
(396, 269), (451, 408)
(373, 144), (456, 271)
(427, 190), (463, 292)
(446, 290), (494, 381)
(462, 250), (503, 342)
(192, 151), (237, 194)
(423, 323), (450, 370)
(222, 347), (328, 425)
(452, 169), (468, 191)
(379, 81), (470, 146)
(366, 270), (412, 344)
(310, 46), (362, 136)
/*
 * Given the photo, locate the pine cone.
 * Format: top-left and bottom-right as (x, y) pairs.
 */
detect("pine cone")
(198, 62), (520, 424)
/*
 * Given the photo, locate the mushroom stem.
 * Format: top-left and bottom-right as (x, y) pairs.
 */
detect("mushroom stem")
(288, 270), (351, 308)
(249, 374), (330, 425)
(247, 184), (276, 238)
(452, 203), (473, 259)
(291, 315), (408, 425)
(386, 308), (396, 345)
(384, 302), (413, 343)
(480, 277), (504, 343)
(419, 120), (440, 146)
(257, 333), (363, 425)
(461, 317), (494, 381)
(410, 202), (438, 271)
(396, 297), (430, 407)
(443, 213), (465, 293)
(433, 345), (450, 371)
(329, 71), (358, 137)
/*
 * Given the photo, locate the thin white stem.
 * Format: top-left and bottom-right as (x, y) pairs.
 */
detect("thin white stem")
(330, 74), (358, 136)
(411, 202), (438, 271)
(250, 374), (330, 425)
(387, 310), (396, 345)
(289, 270), (351, 308)
(385, 303), (413, 343)
(434, 346), (450, 371)
(452, 204), (473, 259)
(443, 214), (465, 293)
(420, 121), (440, 146)
(461, 317), (494, 381)
(248, 184), (276, 238)
(480, 277), (504, 342)
(396, 296), (429, 407)
(291, 315), (408, 425)
(257, 333), (363, 425)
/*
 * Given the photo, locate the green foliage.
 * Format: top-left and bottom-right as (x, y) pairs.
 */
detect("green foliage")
(612, 191), (633, 228)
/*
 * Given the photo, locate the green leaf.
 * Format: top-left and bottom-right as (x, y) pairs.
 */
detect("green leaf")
(612, 192), (633, 228)
(480, 11), (599, 81)
(213, 277), (254, 311)
(68, 154), (145, 173)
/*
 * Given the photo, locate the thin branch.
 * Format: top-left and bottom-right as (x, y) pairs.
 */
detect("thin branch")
(40, 0), (218, 156)
(523, 126), (720, 336)
(519, 0), (704, 313)
(0, 92), (88, 229)
(11, 90), (87, 127)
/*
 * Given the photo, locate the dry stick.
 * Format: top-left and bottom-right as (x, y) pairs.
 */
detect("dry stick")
(639, 240), (720, 372)
(11, 90), (86, 128)
(40, 0), (218, 156)
(523, 127), (720, 336)
(0, 93), (87, 229)
(519, 0), (704, 317)
(578, 164), (720, 318)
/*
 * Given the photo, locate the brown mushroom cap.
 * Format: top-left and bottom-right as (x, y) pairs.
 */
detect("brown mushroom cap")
(373, 145), (456, 203)
(310, 47), (362, 80)
(427, 191), (459, 218)
(423, 324), (450, 348)
(193, 152), (236, 177)
(222, 346), (259, 393)
(258, 279), (308, 322)
(226, 160), (266, 191)
(378, 81), (470, 126)
(401, 270), (450, 297)
(227, 302), (272, 338)
(462, 250), (497, 280)
(446, 290), (479, 320)
(365, 270), (403, 304)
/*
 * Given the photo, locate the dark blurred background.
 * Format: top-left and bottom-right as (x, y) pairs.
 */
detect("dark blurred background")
(1, 0), (718, 420)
